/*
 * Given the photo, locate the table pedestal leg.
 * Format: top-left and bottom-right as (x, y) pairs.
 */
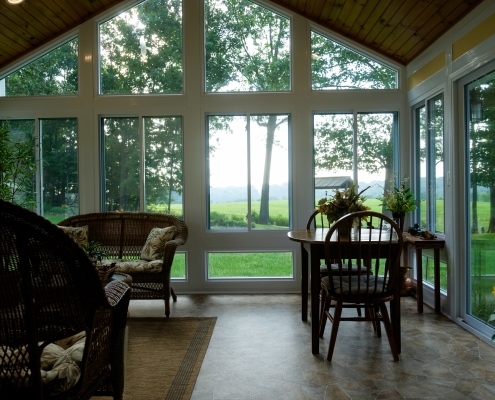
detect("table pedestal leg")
(301, 244), (308, 322)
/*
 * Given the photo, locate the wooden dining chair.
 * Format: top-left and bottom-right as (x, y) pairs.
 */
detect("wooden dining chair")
(307, 210), (368, 335)
(320, 211), (403, 362)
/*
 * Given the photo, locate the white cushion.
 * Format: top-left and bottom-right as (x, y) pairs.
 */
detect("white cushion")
(140, 226), (176, 261)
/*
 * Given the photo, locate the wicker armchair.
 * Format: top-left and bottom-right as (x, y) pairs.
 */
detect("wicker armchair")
(0, 200), (131, 399)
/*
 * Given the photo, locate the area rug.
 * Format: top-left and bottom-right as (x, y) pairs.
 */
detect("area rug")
(122, 317), (216, 400)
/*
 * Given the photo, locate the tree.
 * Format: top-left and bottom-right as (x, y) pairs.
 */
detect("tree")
(0, 125), (37, 209)
(5, 39), (78, 96)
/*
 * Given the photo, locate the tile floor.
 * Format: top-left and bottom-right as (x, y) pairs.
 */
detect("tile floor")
(128, 295), (495, 399)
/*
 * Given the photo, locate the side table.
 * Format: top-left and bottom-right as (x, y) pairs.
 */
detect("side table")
(402, 232), (445, 313)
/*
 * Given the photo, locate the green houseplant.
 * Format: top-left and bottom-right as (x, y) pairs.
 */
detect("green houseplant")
(377, 176), (418, 231)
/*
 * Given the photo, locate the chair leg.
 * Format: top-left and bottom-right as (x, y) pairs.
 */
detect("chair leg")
(165, 298), (170, 317)
(326, 301), (343, 362)
(378, 302), (399, 361)
(365, 306), (377, 332)
(319, 291), (330, 338)
(171, 286), (177, 302)
(374, 305), (382, 338)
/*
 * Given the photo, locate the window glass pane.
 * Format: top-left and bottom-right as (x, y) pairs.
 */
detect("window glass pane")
(144, 117), (183, 217)
(40, 118), (78, 223)
(311, 31), (397, 90)
(250, 115), (289, 229)
(208, 115), (248, 229)
(428, 94), (444, 234)
(313, 113), (354, 205)
(313, 113), (398, 214)
(99, 0), (183, 94)
(207, 252), (293, 278)
(102, 117), (140, 211)
(357, 112), (396, 214)
(1, 38), (78, 97)
(466, 72), (495, 325)
(417, 106), (427, 229)
(0, 120), (36, 209)
(171, 252), (186, 279)
(205, 0), (290, 92)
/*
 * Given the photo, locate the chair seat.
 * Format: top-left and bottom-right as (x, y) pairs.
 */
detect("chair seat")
(320, 263), (368, 275)
(321, 275), (387, 295)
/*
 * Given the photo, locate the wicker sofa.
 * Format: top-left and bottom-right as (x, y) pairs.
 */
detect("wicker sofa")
(58, 212), (188, 317)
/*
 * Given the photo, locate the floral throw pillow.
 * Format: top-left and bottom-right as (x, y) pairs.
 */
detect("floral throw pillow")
(140, 226), (176, 261)
(58, 225), (89, 248)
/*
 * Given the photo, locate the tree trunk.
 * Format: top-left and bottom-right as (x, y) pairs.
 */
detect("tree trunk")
(488, 186), (495, 233)
(258, 115), (277, 225)
(472, 183), (479, 233)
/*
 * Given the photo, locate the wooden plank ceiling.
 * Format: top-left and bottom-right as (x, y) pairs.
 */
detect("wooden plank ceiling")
(0, 0), (485, 71)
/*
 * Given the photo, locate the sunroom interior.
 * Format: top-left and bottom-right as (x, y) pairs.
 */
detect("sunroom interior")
(1, 0), (495, 348)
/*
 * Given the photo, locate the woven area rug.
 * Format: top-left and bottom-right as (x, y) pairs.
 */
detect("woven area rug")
(122, 317), (216, 400)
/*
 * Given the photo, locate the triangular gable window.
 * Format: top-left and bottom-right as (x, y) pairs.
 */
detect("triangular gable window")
(311, 31), (397, 90)
(1, 38), (78, 97)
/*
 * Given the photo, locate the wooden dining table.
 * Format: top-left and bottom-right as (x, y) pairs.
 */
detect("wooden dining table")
(287, 227), (401, 355)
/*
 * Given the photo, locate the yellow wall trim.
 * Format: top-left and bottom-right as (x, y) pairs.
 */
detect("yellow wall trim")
(408, 52), (445, 91)
(453, 13), (495, 60)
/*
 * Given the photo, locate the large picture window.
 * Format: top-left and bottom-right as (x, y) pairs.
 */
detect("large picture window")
(99, 0), (183, 94)
(207, 114), (289, 230)
(205, 0), (290, 92)
(102, 116), (183, 217)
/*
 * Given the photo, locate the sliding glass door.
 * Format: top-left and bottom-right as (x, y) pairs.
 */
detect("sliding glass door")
(461, 65), (495, 339)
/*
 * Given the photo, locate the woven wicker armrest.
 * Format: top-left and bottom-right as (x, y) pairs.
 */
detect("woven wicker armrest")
(105, 280), (131, 333)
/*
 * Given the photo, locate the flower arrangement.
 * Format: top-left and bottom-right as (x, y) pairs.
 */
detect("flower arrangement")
(316, 182), (370, 225)
(377, 176), (418, 215)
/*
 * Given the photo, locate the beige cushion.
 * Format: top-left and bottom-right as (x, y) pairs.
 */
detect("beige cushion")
(140, 226), (176, 261)
(321, 275), (387, 295)
(58, 225), (89, 248)
(104, 259), (163, 274)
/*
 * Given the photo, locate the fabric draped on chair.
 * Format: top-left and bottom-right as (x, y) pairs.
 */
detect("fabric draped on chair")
(320, 211), (403, 362)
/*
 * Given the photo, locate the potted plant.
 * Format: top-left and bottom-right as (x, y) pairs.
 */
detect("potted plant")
(316, 182), (370, 234)
(377, 176), (418, 232)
